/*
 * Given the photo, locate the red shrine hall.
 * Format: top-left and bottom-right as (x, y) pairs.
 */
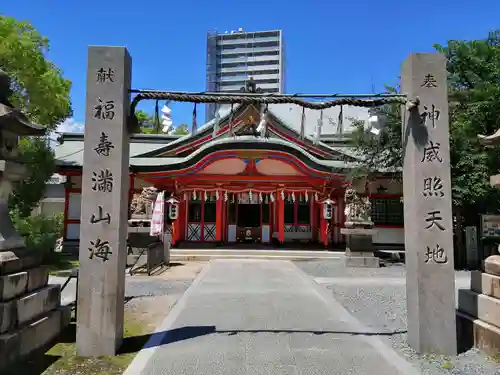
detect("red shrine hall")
(55, 101), (405, 248)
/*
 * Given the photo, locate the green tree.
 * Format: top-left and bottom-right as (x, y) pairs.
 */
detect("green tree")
(173, 123), (189, 135)
(136, 109), (156, 133)
(349, 30), (500, 259)
(0, 16), (72, 129)
(0, 16), (72, 256)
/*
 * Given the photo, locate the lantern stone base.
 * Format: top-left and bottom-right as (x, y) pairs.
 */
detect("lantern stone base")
(0, 257), (71, 370)
(341, 227), (380, 268)
(456, 256), (500, 357)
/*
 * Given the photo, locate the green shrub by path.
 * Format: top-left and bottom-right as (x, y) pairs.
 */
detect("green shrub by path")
(11, 211), (63, 263)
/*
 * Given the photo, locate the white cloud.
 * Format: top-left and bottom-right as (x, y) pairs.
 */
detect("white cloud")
(55, 118), (84, 133)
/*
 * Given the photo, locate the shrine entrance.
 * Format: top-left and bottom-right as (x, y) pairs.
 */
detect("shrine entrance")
(75, 46), (459, 359)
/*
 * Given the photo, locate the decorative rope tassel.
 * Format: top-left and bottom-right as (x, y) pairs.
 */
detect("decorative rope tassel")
(259, 192), (263, 203)
(229, 103), (235, 137)
(193, 190), (197, 200)
(212, 105), (220, 138)
(270, 192), (275, 202)
(248, 190), (253, 202)
(264, 194), (268, 204)
(154, 99), (161, 134)
(204, 191), (208, 201)
(256, 104), (268, 139)
(300, 107), (306, 140)
(305, 192), (309, 202)
(231, 193), (235, 203)
(315, 192), (319, 201)
(224, 191), (228, 202)
(314, 109), (323, 145)
(281, 190), (285, 201)
(291, 192), (296, 203)
(337, 105), (344, 134)
(191, 103), (198, 135)
(216, 190), (220, 201)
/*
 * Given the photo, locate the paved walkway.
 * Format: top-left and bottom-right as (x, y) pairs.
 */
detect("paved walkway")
(125, 260), (421, 375)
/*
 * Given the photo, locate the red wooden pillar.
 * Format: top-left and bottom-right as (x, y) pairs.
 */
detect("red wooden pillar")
(278, 190), (285, 243)
(216, 195), (223, 242)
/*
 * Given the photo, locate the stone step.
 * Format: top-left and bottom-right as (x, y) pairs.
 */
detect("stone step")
(0, 306), (71, 371)
(0, 266), (48, 301)
(470, 271), (500, 299)
(169, 249), (344, 261)
(456, 311), (500, 358)
(0, 284), (61, 334)
(458, 289), (500, 329)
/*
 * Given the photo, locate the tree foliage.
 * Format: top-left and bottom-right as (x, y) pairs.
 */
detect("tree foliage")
(9, 137), (56, 217)
(0, 16), (72, 129)
(350, 30), (500, 220)
(173, 123), (189, 135)
(0, 15), (69, 255)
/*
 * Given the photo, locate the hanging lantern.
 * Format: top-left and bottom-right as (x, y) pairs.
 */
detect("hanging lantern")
(166, 197), (180, 220)
(224, 191), (228, 202)
(323, 199), (334, 220)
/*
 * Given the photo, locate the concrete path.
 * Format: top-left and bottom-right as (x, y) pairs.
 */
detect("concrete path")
(125, 260), (421, 375)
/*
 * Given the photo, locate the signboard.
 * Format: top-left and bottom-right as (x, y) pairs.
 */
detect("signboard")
(480, 214), (500, 238)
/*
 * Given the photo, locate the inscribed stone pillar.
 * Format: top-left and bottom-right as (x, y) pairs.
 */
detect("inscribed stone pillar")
(76, 46), (131, 356)
(401, 53), (457, 355)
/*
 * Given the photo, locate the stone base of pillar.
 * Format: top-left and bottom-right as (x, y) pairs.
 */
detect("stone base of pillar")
(456, 256), (500, 356)
(341, 227), (380, 268)
(0, 262), (71, 370)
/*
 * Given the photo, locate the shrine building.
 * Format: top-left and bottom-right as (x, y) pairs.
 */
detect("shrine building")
(54, 101), (404, 249)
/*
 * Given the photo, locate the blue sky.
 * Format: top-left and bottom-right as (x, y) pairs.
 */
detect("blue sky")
(3, 0), (500, 132)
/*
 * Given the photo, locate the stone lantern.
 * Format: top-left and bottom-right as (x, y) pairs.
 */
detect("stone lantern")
(0, 69), (70, 369)
(340, 187), (379, 268)
(455, 129), (500, 357)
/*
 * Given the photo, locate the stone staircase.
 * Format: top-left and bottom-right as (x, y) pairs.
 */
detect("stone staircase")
(0, 263), (71, 370)
(457, 255), (500, 356)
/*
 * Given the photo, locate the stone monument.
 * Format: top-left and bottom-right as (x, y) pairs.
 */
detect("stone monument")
(401, 53), (457, 355)
(76, 46), (131, 356)
(0, 69), (70, 369)
(341, 187), (379, 267)
(455, 129), (500, 356)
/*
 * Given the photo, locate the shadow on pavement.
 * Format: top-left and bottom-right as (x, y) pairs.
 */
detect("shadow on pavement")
(125, 325), (408, 352)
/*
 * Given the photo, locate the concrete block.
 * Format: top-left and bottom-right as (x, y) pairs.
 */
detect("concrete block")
(26, 266), (48, 292)
(457, 311), (500, 358)
(0, 249), (41, 276)
(471, 271), (500, 299)
(0, 284), (61, 334)
(19, 309), (63, 357)
(16, 284), (61, 325)
(345, 256), (380, 268)
(0, 271), (27, 301)
(458, 289), (500, 329)
(485, 255), (500, 276)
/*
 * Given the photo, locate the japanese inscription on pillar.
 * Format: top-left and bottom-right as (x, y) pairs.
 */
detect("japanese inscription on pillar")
(77, 46), (131, 357)
(401, 53), (457, 355)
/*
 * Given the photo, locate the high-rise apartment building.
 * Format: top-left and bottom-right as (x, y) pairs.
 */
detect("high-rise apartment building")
(205, 28), (285, 121)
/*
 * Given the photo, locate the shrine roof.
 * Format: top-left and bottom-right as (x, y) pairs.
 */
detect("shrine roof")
(128, 136), (358, 173)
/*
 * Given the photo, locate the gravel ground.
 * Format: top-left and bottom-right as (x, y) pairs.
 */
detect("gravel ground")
(294, 260), (500, 375)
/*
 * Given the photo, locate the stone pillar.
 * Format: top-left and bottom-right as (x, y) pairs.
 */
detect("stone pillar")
(76, 46), (131, 356)
(401, 53), (457, 355)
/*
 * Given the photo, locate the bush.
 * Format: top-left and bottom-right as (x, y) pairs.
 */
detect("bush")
(11, 211), (63, 262)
